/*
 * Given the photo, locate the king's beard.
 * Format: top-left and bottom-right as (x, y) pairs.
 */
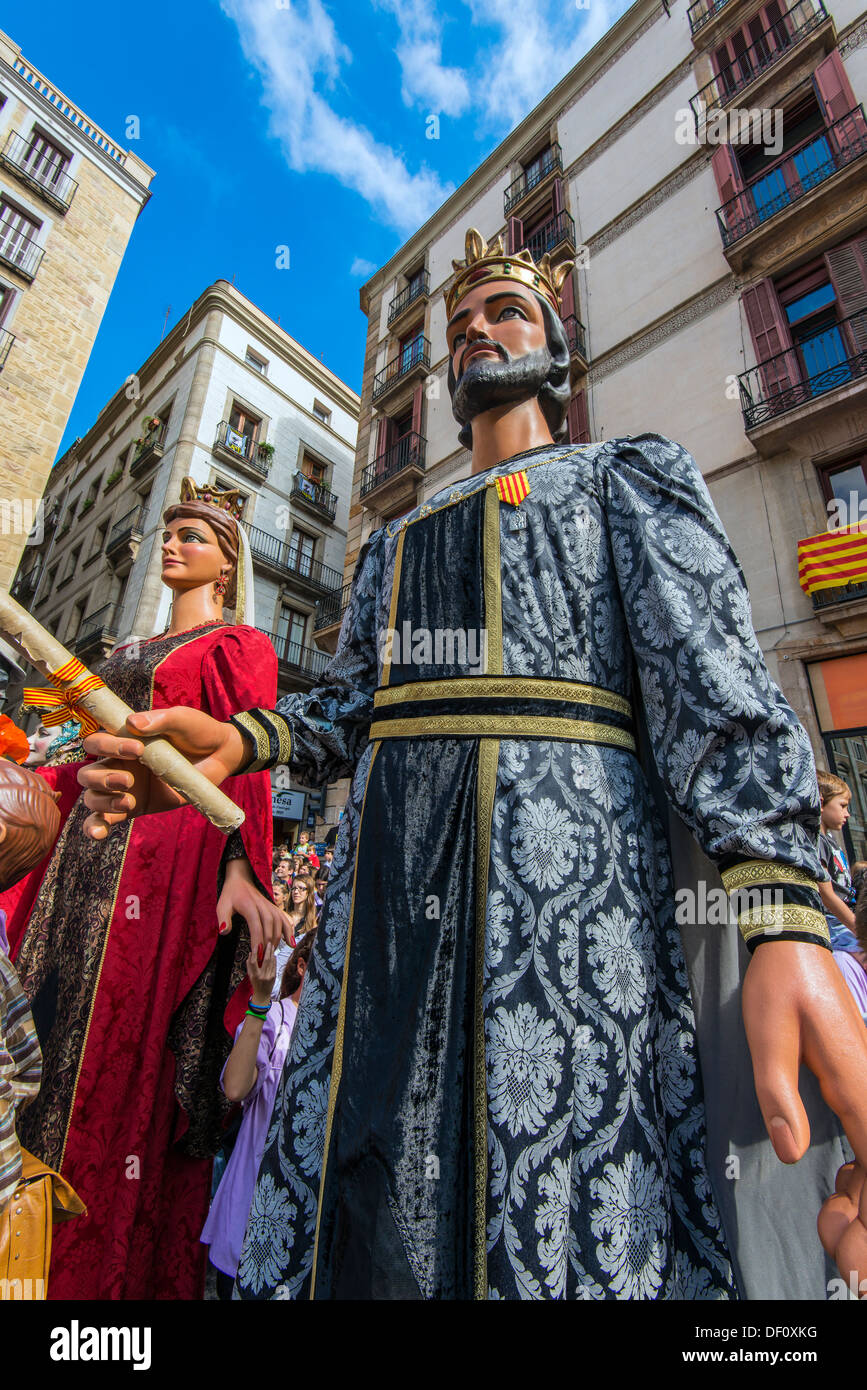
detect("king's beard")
(451, 342), (554, 433)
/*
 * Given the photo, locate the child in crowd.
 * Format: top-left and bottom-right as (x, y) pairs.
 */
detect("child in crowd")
(201, 932), (317, 1298)
(817, 770), (867, 1023)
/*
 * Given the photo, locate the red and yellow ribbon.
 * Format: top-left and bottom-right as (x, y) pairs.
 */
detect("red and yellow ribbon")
(21, 657), (106, 737)
(495, 470), (531, 506)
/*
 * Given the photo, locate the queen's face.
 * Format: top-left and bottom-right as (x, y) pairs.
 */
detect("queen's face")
(160, 517), (228, 591)
(25, 723), (55, 766)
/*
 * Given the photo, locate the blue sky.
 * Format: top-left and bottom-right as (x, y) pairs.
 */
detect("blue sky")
(18, 0), (631, 458)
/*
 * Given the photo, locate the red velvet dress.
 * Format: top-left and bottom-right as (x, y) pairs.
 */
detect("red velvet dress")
(2, 622), (276, 1300)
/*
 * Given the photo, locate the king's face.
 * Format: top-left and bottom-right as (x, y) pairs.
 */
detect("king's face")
(446, 280), (548, 381)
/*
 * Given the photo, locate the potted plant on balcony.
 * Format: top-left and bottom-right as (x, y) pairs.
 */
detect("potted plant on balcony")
(133, 415), (162, 459)
(257, 441), (275, 464)
(104, 467), (123, 490)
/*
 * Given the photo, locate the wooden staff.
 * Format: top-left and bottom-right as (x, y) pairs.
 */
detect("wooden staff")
(0, 589), (244, 833)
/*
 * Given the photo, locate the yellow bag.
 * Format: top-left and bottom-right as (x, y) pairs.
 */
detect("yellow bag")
(0, 1147), (85, 1299)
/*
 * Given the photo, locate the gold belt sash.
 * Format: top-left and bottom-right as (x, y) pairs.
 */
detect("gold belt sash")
(369, 677), (635, 752)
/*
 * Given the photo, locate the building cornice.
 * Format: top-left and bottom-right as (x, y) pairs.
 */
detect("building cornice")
(359, 0), (664, 313)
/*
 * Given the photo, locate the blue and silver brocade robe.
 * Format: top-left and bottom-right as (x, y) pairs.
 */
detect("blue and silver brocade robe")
(234, 435), (828, 1301)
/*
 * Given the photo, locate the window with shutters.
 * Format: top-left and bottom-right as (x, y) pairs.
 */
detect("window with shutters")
(288, 527), (315, 579)
(277, 605), (307, 665)
(23, 130), (71, 188)
(0, 279), (14, 324)
(0, 199), (41, 274)
(708, 0), (826, 103)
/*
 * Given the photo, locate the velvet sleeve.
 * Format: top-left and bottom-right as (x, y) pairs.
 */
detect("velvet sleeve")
(200, 626), (279, 901)
(599, 434), (828, 954)
(229, 529), (384, 785)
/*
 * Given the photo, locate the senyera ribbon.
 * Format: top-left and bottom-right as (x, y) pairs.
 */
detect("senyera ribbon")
(22, 656), (106, 737)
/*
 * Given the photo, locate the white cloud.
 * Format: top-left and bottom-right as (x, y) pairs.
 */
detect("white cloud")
(350, 256), (378, 276)
(221, 0), (453, 232)
(465, 0), (635, 133)
(375, 0), (471, 116)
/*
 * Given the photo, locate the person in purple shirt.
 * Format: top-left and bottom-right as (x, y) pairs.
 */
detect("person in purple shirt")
(202, 932), (316, 1299)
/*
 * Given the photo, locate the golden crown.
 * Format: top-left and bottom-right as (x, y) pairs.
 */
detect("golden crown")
(445, 228), (573, 320)
(179, 477), (246, 520)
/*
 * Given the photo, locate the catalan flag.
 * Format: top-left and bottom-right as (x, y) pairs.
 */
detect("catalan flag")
(495, 470), (531, 506)
(797, 523), (867, 595)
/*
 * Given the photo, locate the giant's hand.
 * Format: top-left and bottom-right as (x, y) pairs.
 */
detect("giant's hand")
(78, 707), (247, 839)
(742, 941), (867, 1166)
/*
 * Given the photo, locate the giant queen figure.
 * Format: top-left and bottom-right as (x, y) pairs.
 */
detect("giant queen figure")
(80, 232), (867, 1301)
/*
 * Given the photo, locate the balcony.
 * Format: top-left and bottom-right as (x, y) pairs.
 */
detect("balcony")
(106, 505), (145, 574)
(259, 629), (331, 685)
(213, 420), (271, 480)
(0, 133), (77, 212)
(738, 308), (867, 449)
(290, 471), (338, 522)
(521, 210), (576, 264)
(688, 0), (734, 37)
(130, 423), (168, 478)
(0, 223), (44, 281)
(314, 580), (352, 653)
(715, 109), (867, 271)
(798, 526), (867, 635)
(361, 431), (426, 511)
(243, 523), (343, 595)
(387, 271), (430, 330)
(690, 1), (833, 123)
(563, 314), (588, 370)
(372, 337), (431, 406)
(12, 567), (39, 605)
(504, 144), (563, 217)
(0, 328), (14, 372)
(74, 604), (117, 660)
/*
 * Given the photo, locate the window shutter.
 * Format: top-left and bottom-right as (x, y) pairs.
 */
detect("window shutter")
(507, 217), (524, 254)
(825, 236), (867, 352)
(411, 383), (424, 438)
(567, 389), (590, 444)
(711, 144), (743, 205)
(552, 178), (564, 216)
(374, 415), (387, 460)
(813, 51), (857, 124)
(742, 280), (798, 394)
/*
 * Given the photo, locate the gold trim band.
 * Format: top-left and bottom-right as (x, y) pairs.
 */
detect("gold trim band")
(369, 715), (636, 750)
(474, 740), (498, 1301)
(483, 484), (503, 676)
(373, 676), (632, 719)
(721, 859), (819, 893)
(738, 904), (830, 943)
(232, 710), (272, 773)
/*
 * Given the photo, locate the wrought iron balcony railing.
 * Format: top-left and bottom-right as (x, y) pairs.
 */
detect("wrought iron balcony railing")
(562, 314), (587, 361)
(76, 603), (117, 650)
(372, 338), (431, 402)
(688, 0), (733, 36)
(387, 271), (431, 326)
(107, 506), (145, 551)
(0, 221), (44, 280)
(315, 581), (353, 631)
(361, 431), (427, 498)
(812, 578), (867, 610)
(291, 471), (338, 520)
(738, 308), (867, 429)
(0, 328), (14, 372)
(690, 0), (828, 118)
(259, 630), (331, 679)
(522, 210), (576, 263)
(243, 523), (343, 592)
(213, 421), (271, 475)
(504, 144), (563, 216)
(716, 108), (867, 247)
(0, 132), (77, 211)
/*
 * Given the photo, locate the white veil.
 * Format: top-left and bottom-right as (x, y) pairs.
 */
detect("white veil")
(232, 518), (256, 627)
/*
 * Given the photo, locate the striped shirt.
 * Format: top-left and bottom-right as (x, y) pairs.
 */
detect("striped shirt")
(0, 913), (42, 1211)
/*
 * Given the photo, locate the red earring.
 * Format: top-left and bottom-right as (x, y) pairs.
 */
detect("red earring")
(214, 574), (229, 597)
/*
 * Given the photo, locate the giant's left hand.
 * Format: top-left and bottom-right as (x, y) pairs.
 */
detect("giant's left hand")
(217, 856), (293, 958)
(742, 940), (867, 1292)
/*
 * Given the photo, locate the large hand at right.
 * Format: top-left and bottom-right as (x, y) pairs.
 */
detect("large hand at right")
(78, 707), (247, 839)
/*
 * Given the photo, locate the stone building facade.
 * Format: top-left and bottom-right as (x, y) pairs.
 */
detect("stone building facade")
(11, 279), (358, 840)
(345, 0), (867, 862)
(0, 27), (154, 590)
